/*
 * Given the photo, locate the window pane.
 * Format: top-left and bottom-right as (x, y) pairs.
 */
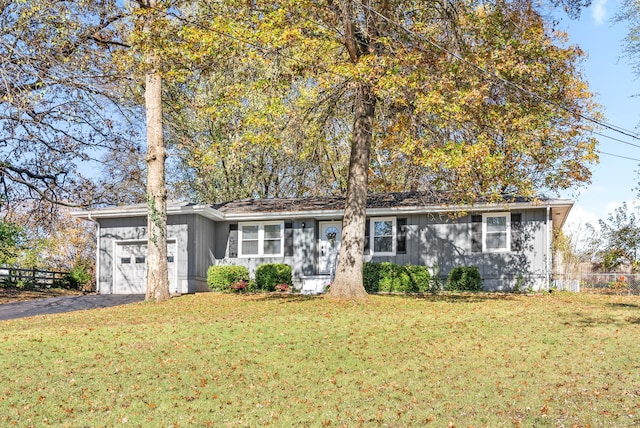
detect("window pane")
(374, 220), (392, 237)
(242, 240), (259, 255)
(264, 224), (281, 240)
(486, 233), (507, 249)
(242, 225), (259, 240)
(486, 216), (507, 233)
(374, 237), (393, 253)
(263, 239), (281, 255)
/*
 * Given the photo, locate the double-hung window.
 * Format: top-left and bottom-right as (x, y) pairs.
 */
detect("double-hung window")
(241, 225), (260, 255)
(239, 222), (284, 257)
(263, 224), (282, 255)
(371, 217), (396, 256)
(482, 213), (510, 252)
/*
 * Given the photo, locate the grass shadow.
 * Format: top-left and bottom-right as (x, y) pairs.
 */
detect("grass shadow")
(253, 291), (529, 304)
(253, 293), (324, 303)
(564, 315), (640, 327)
(249, 290), (561, 305)
(564, 304), (640, 327)
(607, 302), (640, 310)
(374, 291), (521, 303)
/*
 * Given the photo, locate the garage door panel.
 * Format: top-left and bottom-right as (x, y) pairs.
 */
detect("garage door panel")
(114, 242), (177, 294)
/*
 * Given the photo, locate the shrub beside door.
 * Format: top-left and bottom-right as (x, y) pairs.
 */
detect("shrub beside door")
(207, 266), (250, 292)
(362, 262), (431, 293)
(255, 264), (292, 292)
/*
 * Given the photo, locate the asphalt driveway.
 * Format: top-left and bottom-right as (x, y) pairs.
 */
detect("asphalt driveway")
(0, 294), (145, 321)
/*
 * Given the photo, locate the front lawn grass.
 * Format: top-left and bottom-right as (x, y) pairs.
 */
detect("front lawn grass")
(1, 292), (639, 426)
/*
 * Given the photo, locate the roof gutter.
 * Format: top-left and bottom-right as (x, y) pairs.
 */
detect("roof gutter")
(72, 204), (225, 221)
(222, 200), (574, 222)
(72, 199), (573, 224)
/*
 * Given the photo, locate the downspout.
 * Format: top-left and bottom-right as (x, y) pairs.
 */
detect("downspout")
(546, 205), (552, 290)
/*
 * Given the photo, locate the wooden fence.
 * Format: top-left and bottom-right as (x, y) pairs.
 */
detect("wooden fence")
(0, 268), (69, 288)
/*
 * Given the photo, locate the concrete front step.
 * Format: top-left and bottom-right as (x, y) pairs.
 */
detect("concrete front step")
(299, 275), (331, 294)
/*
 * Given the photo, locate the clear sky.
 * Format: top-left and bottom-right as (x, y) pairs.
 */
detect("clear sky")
(557, 0), (640, 232)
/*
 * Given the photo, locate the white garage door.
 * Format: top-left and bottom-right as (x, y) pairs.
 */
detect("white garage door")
(114, 241), (178, 294)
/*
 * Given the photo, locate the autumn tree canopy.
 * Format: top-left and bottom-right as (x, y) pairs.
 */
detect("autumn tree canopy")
(586, 202), (640, 272)
(0, 1), (139, 214)
(163, 0), (599, 298)
(0, 0), (599, 299)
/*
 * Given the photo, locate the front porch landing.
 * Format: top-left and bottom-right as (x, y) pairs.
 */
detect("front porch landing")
(299, 275), (331, 294)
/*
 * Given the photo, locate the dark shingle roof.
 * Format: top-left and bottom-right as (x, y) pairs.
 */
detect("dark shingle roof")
(212, 191), (532, 214)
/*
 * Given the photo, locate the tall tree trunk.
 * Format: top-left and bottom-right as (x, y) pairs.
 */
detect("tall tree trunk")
(142, 0), (169, 302)
(328, 82), (376, 300)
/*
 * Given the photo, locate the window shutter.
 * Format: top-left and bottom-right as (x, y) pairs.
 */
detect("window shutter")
(284, 222), (294, 257)
(511, 213), (523, 252)
(397, 218), (407, 254)
(364, 219), (370, 253)
(471, 215), (482, 253)
(228, 224), (238, 258)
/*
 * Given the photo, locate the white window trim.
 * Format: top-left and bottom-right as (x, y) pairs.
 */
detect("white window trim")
(370, 217), (397, 256)
(482, 212), (511, 253)
(238, 221), (285, 258)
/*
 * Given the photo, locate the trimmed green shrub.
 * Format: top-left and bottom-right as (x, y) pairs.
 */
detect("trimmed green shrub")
(430, 264), (444, 292)
(376, 263), (395, 292)
(55, 263), (93, 290)
(381, 263), (412, 293)
(207, 265), (249, 292)
(363, 262), (382, 293)
(363, 262), (431, 293)
(445, 266), (483, 292)
(404, 265), (431, 293)
(255, 263), (292, 292)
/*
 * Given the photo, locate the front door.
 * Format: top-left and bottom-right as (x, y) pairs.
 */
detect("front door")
(319, 222), (342, 277)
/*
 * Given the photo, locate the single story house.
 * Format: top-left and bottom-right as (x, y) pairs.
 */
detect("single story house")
(72, 191), (572, 294)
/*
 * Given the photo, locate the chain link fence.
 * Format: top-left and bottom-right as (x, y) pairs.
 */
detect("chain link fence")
(555, 273), (640, 295)
(552, 277), (580, 293)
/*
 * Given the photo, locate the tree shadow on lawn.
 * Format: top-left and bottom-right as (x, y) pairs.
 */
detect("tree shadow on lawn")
(599, 302), (640, 325)
(254, 293), (324, 303)
(252, 293), (640, 324)
(563, 313), (640, 327)
(255, 291), (521, 304)
(606, 302), (640, 310)
(561, 301), (640, 327)
(377, 292), (521, 303)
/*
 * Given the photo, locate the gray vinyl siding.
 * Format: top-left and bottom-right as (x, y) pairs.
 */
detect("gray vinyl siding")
(213, 209), (551, 291)
(97, 216), (146, 294)
(188, 215), (217, 292)
(211, 219), (315, 281)
(97, 215), (198, 294)
(366, 210), (549, 291)
(296, 220), (315, 276)
(96, 207), (552, 294)
(167, 215), (190, 292)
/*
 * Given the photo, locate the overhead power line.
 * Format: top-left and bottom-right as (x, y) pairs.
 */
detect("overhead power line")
(598, 150), (640, 162)
(593, 131), (640, 149)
